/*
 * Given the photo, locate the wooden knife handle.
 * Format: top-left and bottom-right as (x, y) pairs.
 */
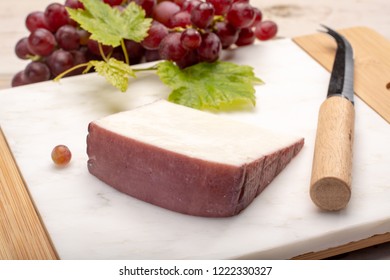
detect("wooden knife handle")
(310, 96), (355, 211)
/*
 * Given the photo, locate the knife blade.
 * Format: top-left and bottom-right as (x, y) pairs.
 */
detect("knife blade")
(310, 26), (355, 211)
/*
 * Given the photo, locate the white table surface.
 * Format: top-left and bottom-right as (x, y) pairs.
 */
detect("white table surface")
(0, 0), (389, 259)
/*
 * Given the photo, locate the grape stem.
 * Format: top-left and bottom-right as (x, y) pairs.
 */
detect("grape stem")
(27, 54), (42, 62)
(53, 63), (91, 81)
(120, 39), (130, 65)
(213, 15), (225, 23)
(53, 62), (159, 82)
(98, 42), (109, 62)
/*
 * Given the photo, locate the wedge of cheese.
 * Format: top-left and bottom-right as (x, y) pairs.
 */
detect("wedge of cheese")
(87, 100), (304, 217)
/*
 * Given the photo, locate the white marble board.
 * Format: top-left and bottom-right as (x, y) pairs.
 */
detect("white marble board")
(0, 39), (389, 259)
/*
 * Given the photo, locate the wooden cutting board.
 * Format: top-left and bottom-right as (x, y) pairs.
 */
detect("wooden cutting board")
(0, 27), (389, 260)
(294, 26), (390, 124)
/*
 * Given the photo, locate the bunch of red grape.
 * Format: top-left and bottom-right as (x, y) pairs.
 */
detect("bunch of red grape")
(12, 0), (277, 87)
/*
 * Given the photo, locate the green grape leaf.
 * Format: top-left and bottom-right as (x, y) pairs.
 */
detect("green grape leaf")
(157, 61), (263, 110)
(66, 0), (152, 47)
(89, 58), (136, 92)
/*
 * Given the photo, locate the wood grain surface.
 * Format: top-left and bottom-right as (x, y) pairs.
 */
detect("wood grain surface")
(310, 96), (354, 211)
(294, 26), (390, 124)
(0, 129), (58, 259)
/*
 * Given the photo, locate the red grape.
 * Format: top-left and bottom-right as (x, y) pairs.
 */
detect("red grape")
(207, 0), (232, 15)
(214, 21), (239, 49)
(235, 27), (255, 46)
(227, 2), (255, 29)
(70, 49), (88, 75)
(182, 0), (201, 13)
(24, 61), (51, 83)
(153, 1), (180, 26)
(25, 11), (50, 32)
(77, 29), (90, 45)
(134, 0), (156, 17)
(15, 37), (34, 59)
(141, 20), (169, 50)
(56, 25), (80, 51)
(159, 32), (188, 62)
(255, 20), (278, 41)
(191, 2), (215, 29)
(87, 39), (113, 57)
(11, 71), (29, 87)
(180, 28), (202, 50)
(64, 0), (84, 9)
(175, 50), (199, 68)
(251, 7), (263, 27)
(51, 145), (72, 166)
(144, 49), (161, 62)
(173, 0), (186, 8)
(47, 49), (75, 77)
(198, 32), (221, 62)
(169, 11), (191, 28)
(124, 39), (146, 64)
(28, 28), (57, 56)
(44, 3), (70, 32)
(111, 48), (125, 61)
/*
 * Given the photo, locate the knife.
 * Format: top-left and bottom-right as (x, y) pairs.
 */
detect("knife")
(310, 26), (355, 211)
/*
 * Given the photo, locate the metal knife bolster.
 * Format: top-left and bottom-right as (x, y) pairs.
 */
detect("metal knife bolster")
(325, 27), (355, 105)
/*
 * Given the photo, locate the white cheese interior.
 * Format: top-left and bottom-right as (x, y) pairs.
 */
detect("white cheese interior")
(93, 100), (300, 166)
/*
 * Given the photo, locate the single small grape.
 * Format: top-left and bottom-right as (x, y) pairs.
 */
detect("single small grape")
(25, 11), (50, 32)
(153, 1), (180, 26)
(56, 25), (80, 51)
(44, 3), (70, 32)
(141, 20), (169, 50)
(175, 50), (199, 68)
(180, 28), (202, 50)
(191, 2), (215, 29)
(254, 20), (278, 41)
(24, 61), (51, 83)
(235, 27), (256, 46)
(214, 21), (239, 49)
(11, 71), (29, 87)
(198, 32), (221, 62)
(169, 11), (191, 28)
(70, 48), (88, 75)
(251, 7), (263, 27)
(15, 37), (34, 59)
(51, 145), (72, 166)
(182, 0), (201, 13)
(158, 32), (188, 62)
(27, 28), (57, 56)
(47, 49), (75, 77)
(226, 2), (255, 29)
(207, 0), (232, 15)
(64, 0), (84, 9)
